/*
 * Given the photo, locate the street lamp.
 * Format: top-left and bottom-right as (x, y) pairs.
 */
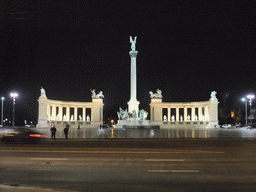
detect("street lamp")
(241, 98), (248, 125)
(1, 97), (4, 126)
(10, 92), (18, 127)
(247, 94), (254, 126)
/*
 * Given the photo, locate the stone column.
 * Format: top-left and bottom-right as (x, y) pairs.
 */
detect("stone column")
(100, 107), (103, 121)
(205, 106), (209, 121)
(150, 108), (154, 121)
(52, 105), (56, 121)
(83, 107), (86, 121)
(192, 107), (195, 121)
(74, 107), (78, 121)
(176, 108), (179, 121)
(47, 105), (50, 120)
(66, 107), (70, 121)
(59, 106), (62, 121)
(128, 47), (139, 117)
(198, 107), (202, 121)
(168, 108), (171, 121)
(184, 107), (187, 121)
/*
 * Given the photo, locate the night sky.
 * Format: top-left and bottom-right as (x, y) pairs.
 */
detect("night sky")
(1, 1), (256, 125)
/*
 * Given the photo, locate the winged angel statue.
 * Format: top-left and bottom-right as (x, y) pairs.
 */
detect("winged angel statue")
(130, 36), (137, 51)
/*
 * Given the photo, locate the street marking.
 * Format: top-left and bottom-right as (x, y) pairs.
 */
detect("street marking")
(145, 159), (185, 162)
(0, 150), (224, 154)
(148, 170), (199, 173)
(30, 158), (68, 161)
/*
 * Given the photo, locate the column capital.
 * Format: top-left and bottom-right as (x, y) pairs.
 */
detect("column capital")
(129, 50), (138, 58)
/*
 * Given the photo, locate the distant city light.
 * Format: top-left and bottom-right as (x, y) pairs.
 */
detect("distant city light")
(241, 97), (248, 125)
(10, 92), (18, 127)
(247, 95), (254, 106)
(246, 94), (254, 126)
(10, 92), (18, 99)
(1, 97), (4, 126)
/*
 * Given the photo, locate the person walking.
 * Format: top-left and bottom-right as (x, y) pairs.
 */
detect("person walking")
(64, 125), (69, 139)
(50, 125), (57, 140)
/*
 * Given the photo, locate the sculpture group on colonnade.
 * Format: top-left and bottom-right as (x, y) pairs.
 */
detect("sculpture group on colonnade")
(149, 89), (163, 99)
(91, 89), (104, 99)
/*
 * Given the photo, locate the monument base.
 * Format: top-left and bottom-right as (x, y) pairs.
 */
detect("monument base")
(114, 120), (159, 129)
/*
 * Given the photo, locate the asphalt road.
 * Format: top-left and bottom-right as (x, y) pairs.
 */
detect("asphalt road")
(1, 139), (256, 192)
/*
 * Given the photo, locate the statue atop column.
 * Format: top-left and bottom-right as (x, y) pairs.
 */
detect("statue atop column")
(211, 91), (217, 98)
(40, 87), (46, 96)
(210, 91), (218, 101)
(130, 36), (137, 51)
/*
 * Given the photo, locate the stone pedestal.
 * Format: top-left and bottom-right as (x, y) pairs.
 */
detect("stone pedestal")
(208, 96), (219, 128)
(149, 98), (163, 122)
(37, 94), (48, 128)
(115, 119), (151, 128)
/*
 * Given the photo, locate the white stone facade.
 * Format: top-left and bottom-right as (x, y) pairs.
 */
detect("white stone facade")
(37, 94), (104, 128)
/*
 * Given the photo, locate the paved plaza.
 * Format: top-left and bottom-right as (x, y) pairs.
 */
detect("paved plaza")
(1, 127), (256, 139)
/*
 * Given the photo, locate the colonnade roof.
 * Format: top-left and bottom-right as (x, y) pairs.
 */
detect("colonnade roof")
(150, 100), (211, 106)
(46, 99), (95, 106)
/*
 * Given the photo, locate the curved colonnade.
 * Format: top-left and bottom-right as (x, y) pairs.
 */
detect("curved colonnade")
(150, 95), (218, 128)
(37, 94), (104, 128)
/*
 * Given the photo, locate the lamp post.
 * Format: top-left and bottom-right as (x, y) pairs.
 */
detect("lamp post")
(1, 97), (4, 126)
(10, 92), (18, 127)
(247, 94), (254, 126)
(241, 98), (248, 125)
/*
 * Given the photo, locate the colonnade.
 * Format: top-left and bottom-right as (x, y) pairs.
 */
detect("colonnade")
(164, 106), (209, 121)
(149, 94), (218, 128)
(47, 105), (91, 121)
(37, 93), (104, 128)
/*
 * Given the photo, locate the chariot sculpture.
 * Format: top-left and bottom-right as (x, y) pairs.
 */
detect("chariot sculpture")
(149, 89), (163, 99)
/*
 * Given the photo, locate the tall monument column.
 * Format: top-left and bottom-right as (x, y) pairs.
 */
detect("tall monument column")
(128, 36), (140, 117)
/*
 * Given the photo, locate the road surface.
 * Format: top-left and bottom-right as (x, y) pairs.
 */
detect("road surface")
(1, 139), (256, 191)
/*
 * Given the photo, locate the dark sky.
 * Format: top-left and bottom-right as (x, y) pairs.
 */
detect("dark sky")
(1, 1), (256, 124)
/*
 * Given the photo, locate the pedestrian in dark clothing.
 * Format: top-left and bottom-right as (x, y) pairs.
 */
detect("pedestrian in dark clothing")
(50, 125), (57, 140)
(64, 125), (69, 139)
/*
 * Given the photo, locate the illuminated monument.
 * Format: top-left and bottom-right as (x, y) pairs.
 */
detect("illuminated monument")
(115, 36), (219, 128)
(37, 37), (219, 129)
(127, 36), (140, 117)
(115, 36), (150, 128)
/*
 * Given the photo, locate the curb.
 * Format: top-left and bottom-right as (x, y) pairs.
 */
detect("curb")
(0, 184), (76, 192)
